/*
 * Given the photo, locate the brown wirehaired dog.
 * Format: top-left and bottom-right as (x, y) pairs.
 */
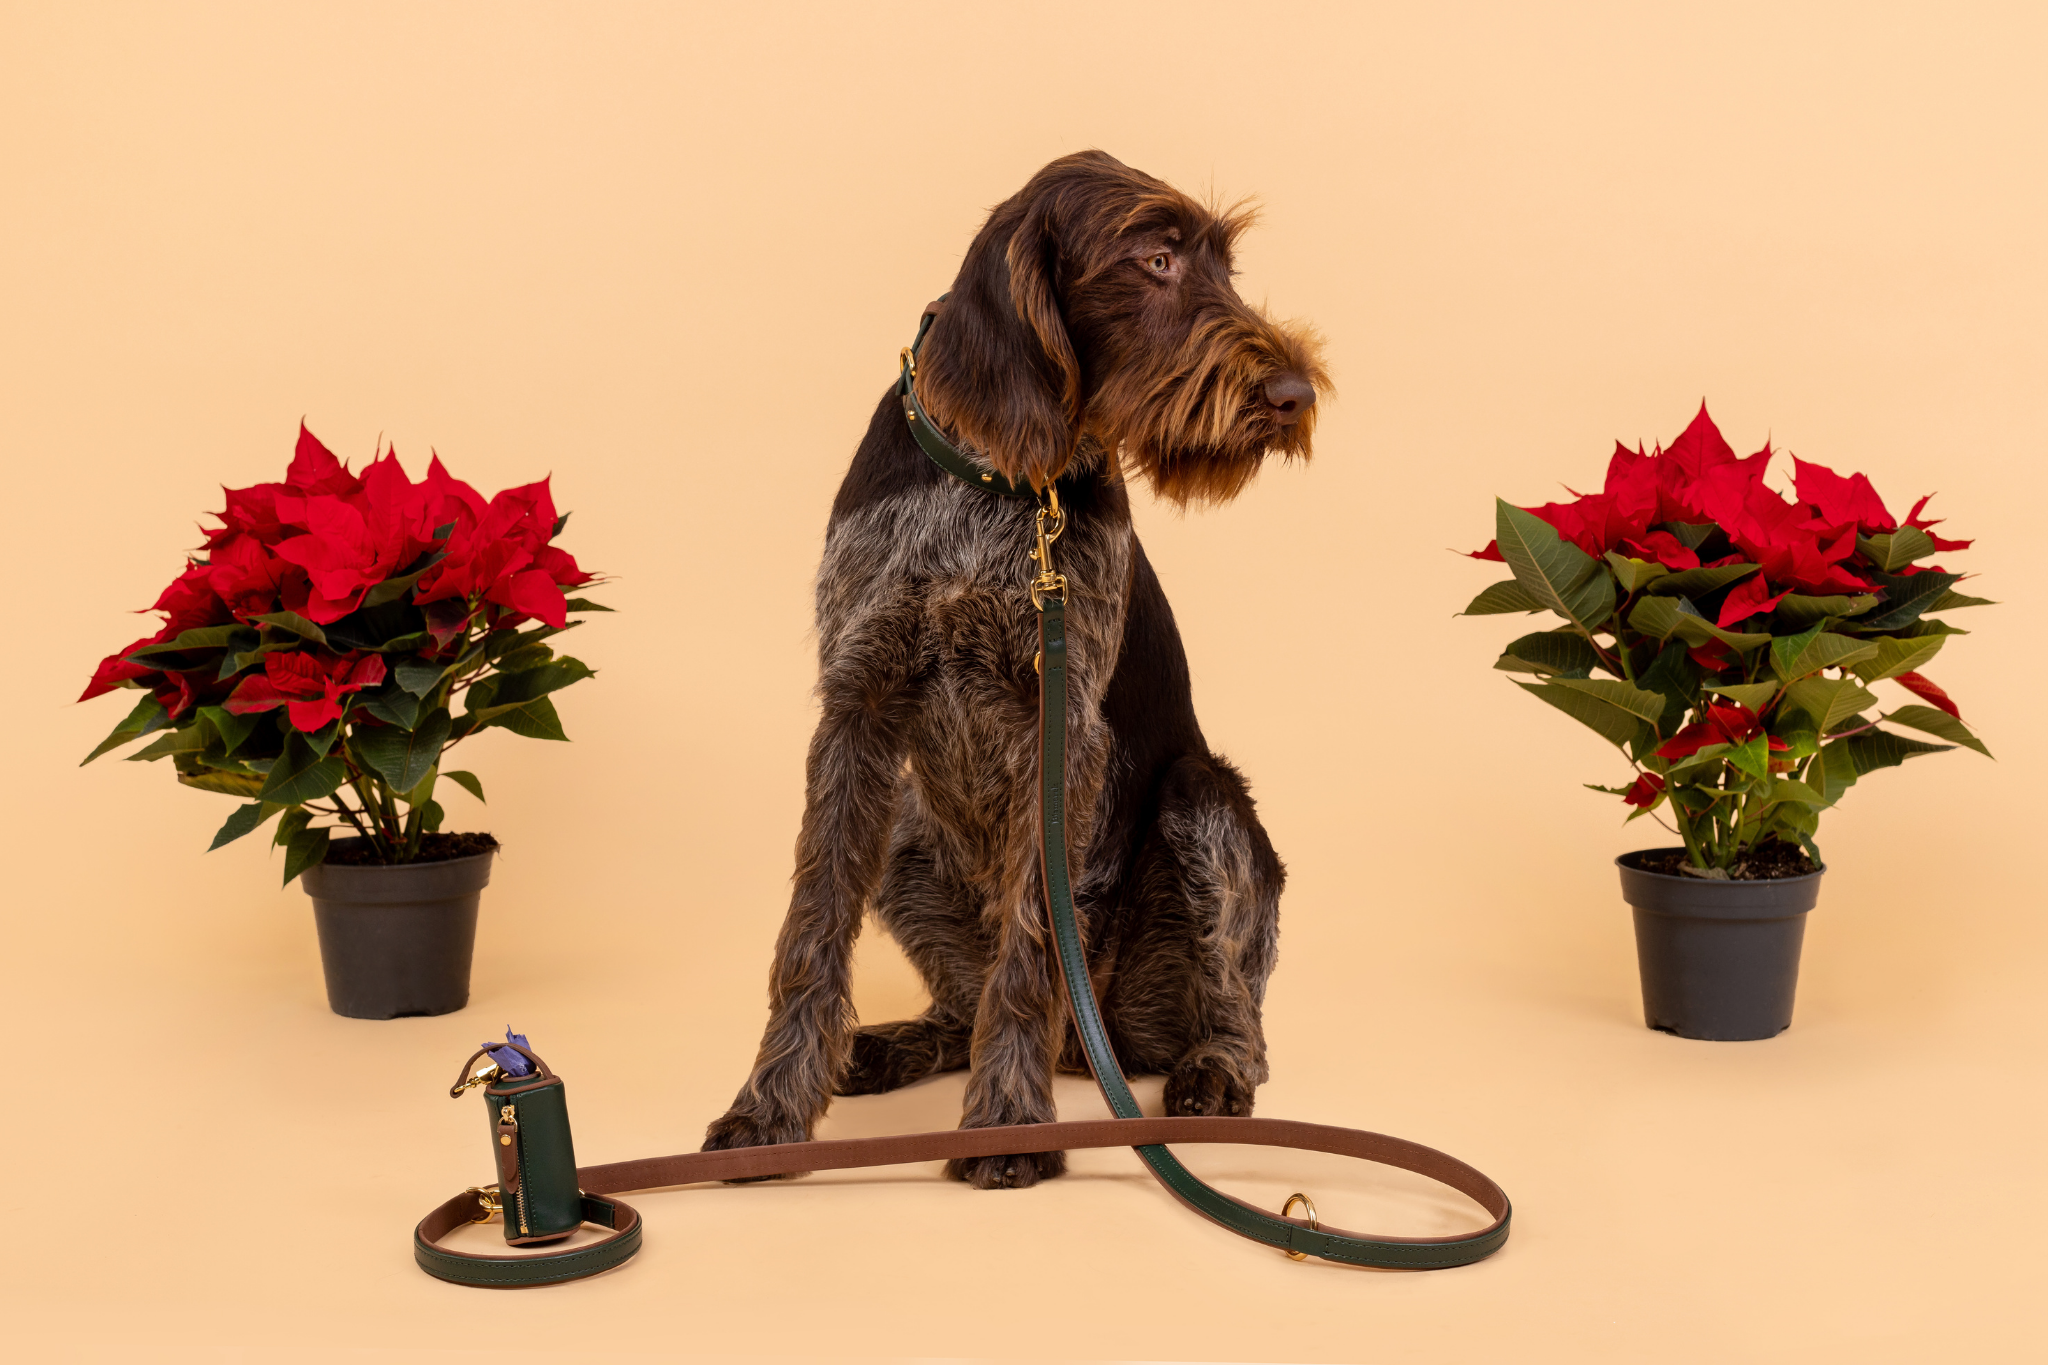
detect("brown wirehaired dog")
(704, 150), (1328, 1188)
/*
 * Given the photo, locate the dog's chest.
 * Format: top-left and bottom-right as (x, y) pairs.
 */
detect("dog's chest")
(817, 479), (1133, 824)
(820, 481), (1128, 670)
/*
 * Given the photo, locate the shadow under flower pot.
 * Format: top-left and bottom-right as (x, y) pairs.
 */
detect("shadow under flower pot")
(300, 838), (497, 1019)
(1617, 848), (1825, 1041)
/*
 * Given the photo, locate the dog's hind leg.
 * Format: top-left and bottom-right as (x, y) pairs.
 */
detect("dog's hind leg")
(1116, 751), (1284, 1118)
(703, 650), (917, 1160)
(838, 816), (984, 1097)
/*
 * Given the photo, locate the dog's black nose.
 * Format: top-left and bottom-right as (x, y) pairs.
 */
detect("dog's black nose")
(1263, 374), (1315, 426)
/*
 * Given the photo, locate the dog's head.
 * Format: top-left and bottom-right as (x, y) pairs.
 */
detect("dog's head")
(915, 150), (1328, 506)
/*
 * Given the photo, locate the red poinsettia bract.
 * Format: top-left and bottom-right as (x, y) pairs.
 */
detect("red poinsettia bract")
(80, 425), (594, 726)
(1468, 404), (1972, 604)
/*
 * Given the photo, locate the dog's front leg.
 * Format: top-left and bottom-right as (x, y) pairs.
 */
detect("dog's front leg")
(945, 843), (1067, 1190)
(704, 677), (911, 1161)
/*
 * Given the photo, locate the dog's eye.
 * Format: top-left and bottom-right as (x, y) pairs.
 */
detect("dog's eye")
(1147, 253), (1173, 275)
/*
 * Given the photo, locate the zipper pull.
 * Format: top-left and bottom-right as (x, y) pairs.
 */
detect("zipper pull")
(494, 1102), (523, 1201)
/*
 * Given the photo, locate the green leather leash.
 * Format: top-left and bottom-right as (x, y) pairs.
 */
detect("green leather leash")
(411, 311), (1511, 1286)
(1033, 569), (1509, 1268)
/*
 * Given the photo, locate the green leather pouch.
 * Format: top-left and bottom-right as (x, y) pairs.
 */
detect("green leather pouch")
(469, 1044), (584, 1245)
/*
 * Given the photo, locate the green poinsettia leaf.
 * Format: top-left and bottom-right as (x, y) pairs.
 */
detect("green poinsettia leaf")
(1626, 594), (1685, 640)
(1494, 630), (1601, 678)
(1627, 594), (1772, 652)
(1603, 552), (1670, 594)
(442, 770), (486, 803)
(1462, 578), (1547, 616)
(1494, 500), (1615, 632)
(467, 658), (595, 717)
(563, 597), (613, 613)
(1834, 728), (1953, 778)
(1771, 727), (1820, 761)
(1885, 704), (1991, 757)
(1772, 593), (1880, 628)
(1651, 522), (1715, 551)
(360, 684), (423, 730)
(494, 641), (556, 673)
(353, 709), (452, 794)
(258, 731), (346, 806)
(127, 624), (257, 660)
(1517, 678), (1663, 752)
(81, 695), (171, 765)
(1851, 633), (1945, 683)
(480, 693), (569, 741)
(1854, 568), (1962, 632)
(1856, 527), (1937, 572)
(250, 611), (329, 645)
(1725, 733), (1774, 782)
(197, 705), (263, 757)
(274, 806), (312, 848)
(1770, 623), (1879, 683)
(1926, 589), (1995, 611)
(282, 824), (330, 887)
(177, 767), (268, 798)
(209, 801), (285, 851)
(1647, 562), (1759, 599)
(1635, 640), (1700, 738)
(1706, 681), (1781, 712)
(1805, 744), (1854, 804)
(1782, 676), (1879, 734)
(127, 725), (210, 762)
(393, 658), (449, 698)
(1756, 778), (1831, 810)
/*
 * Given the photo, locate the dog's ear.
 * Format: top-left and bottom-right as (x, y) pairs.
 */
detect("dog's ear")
(915, 194), (1082, 490)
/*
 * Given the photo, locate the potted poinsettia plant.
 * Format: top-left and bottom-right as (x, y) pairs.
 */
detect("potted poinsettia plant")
(1464, 406), (1990, 1039)
(80, 425), (607, 1018)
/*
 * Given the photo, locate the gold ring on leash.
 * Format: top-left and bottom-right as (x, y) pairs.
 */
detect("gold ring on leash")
(1282, 1192), (1318, 1259)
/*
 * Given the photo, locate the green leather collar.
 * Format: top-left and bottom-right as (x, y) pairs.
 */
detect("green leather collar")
(897, 301), (1059, 501)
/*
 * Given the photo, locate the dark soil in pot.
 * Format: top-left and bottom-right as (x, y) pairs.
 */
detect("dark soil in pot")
(1617, 845), (1825, 1042)
(301, 835), (497, 1020)
(323, 831), (501, 866)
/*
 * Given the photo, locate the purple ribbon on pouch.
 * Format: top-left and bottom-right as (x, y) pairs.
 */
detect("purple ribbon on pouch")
(486, 1029), (533, 1077)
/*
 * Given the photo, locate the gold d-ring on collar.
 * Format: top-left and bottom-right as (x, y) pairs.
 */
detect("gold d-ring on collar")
(1281, 1192), (1318, 1260)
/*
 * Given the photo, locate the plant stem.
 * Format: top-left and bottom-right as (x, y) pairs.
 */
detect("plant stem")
(345, 771), (390, 859)
(1674, 801), (1708, 868)
(327, 790), (375, 844)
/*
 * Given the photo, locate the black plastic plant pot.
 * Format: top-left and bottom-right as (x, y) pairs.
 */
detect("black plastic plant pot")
(300, 840), (496, 1020)
(1616, 848), (1825, 1041)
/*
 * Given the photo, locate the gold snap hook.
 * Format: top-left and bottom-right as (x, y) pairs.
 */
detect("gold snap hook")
(1281, 1192), (1319, 1260)
(451, 1060), (501, 1097)
(468, 1185), (503, 1224)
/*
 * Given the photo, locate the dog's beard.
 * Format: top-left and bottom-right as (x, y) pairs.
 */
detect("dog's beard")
(1098, 313), (1327, 507)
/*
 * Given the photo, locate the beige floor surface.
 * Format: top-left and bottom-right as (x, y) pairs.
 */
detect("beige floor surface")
(5, 4), (2045, 1361)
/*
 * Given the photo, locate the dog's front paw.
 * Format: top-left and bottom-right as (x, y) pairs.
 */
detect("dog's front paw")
(944, 1149), (1067, 1190)
(702, 1107), (812, 1182)
(1164, 1056), (1256, 1117)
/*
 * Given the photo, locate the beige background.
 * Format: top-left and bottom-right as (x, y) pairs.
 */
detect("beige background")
(3, 3), (2043, 1361)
